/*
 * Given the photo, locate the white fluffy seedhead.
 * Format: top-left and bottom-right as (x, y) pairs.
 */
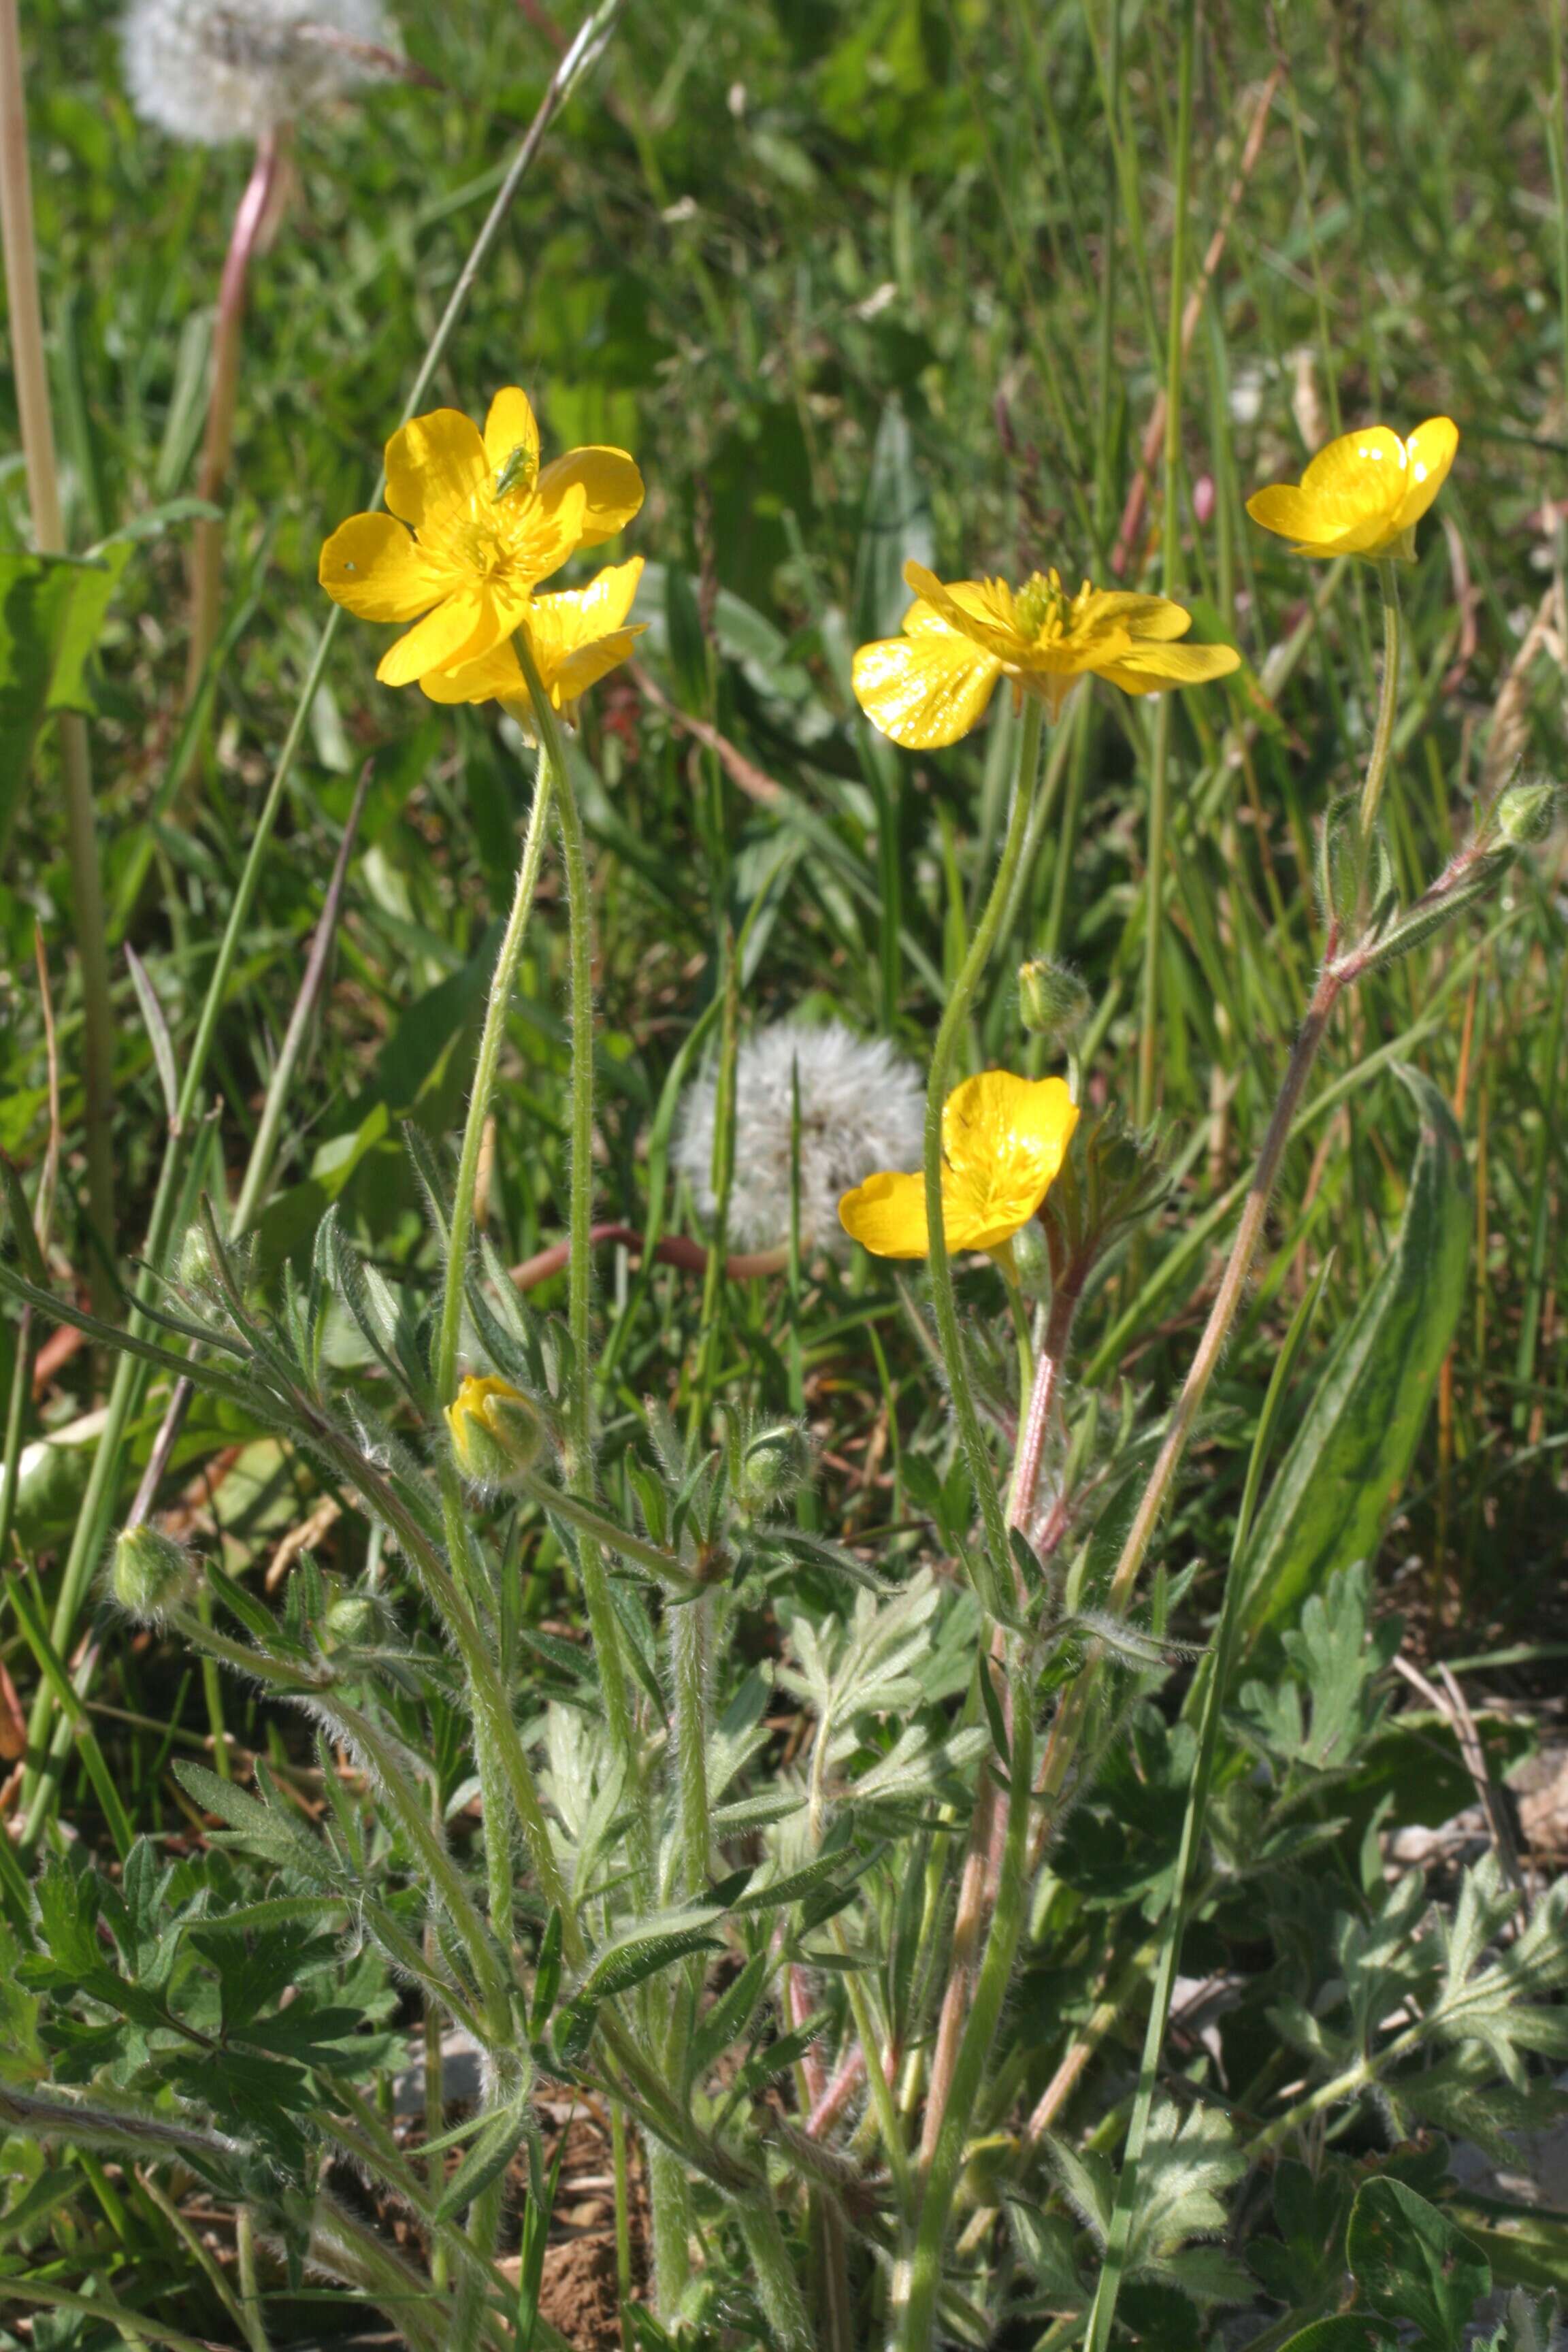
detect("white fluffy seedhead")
(675, 1019), (925, 1255)
(120, 0), (399, 144)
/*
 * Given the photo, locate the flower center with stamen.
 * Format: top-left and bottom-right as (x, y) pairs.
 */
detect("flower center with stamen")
(1013, 568), (1073, 643)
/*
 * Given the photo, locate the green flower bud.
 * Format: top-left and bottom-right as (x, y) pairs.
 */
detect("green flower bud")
(445, 1373), (544, 1488)
(1008, 1215), (1051, 1296)
(738, 1419), (811, 1513)
(110, 1522), (197, 1625)
(1495, 777), (1556, 847)
(1017, 956), (1090, 1047)
(323, 1590), (391, 1647)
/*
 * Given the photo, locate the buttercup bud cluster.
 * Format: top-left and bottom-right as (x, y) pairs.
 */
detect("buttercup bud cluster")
(120, 0), (399, 145)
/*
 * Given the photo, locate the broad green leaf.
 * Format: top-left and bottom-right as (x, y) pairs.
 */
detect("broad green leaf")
(0, 546), (129, 860)
(1348, 2176), (1490, 2347)
(1241, 1066), (1469, 1641)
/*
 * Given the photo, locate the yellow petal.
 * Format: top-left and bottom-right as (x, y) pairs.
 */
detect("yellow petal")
(852, 621), (1002, 749)
(420, 638), (526, 705)
(483, 386), (541, 482)
(383, 407), (489, 529)
(938, 1070), (1079, 1247)
(1094, 641), (1241, 696)
(510, 480), (590, 591)
(838, 1169), (931, 1258)
(319, 512), (452, 621)
(534, 446), (644, 548)
(942, 1070), (1077, 1185)
(1091, 592), (1194, 644)
(376, 585), (489, 688)
(902, 561), (1026, 664)
(532, 555), (644, 644)
(1249, 425), (1411, 556)
(1299, 423), (1406, 503)
(1394, 416), (1458, 534)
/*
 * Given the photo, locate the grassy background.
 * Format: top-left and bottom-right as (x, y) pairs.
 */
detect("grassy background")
(1, 0), (1566, 2325)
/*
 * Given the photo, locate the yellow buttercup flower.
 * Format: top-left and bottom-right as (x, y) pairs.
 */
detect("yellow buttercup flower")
(445, 1372), (543, 1486)
(1245, 418), (1458, 562)
(318, 386), (643, 692)
(851, 559), (1240, 749)
(838, 1069), (1079, 1259)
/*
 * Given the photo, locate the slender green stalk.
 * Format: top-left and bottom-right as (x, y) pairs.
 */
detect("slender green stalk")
(512, 640), (643, 1806)
(1135, 0), (1196, 1132)
(1550, 0), (1568, 417)
(435, 745), (557, 1405)
(0, 0), (116, 1300)
(896, 1676), (1034, 2352)
(1357, 557), (1403, 842)
(233, 760), (374, 1236)
(924, 695), (1046, 1616)
(672, 1592), (712, 1895)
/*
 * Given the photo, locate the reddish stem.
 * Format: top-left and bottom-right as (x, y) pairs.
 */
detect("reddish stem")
(184, 130), (286, 705)
(510, 1225), (789, 1291)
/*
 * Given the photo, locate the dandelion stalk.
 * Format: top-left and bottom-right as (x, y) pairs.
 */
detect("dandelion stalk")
(184, 129), (287, 706)
(0, 0), (116, 1302)
(924, 693), (1045, 1616)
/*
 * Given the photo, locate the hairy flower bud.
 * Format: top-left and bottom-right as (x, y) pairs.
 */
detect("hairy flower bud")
(323, 1588), (392, 1647)
(445, 1374), (544, 1488)
(1494, 777), (1556, 848)
(738, 1419), (811, 1514)
(110, 1523), (197, 1625)
(1017, 956), (1090, 1048)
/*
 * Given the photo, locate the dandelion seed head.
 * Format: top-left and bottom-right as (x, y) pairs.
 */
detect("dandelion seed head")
(120, 0), (399, 144)
(676, 1019), (926, 1254)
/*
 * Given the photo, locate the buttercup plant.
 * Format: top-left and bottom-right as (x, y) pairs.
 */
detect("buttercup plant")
(2, 31), (1561, 2345)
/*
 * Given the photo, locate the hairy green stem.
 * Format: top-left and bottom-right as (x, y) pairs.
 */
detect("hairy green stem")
(513, 643), (646, 1814)
(436, 743), (556, 1405)
(1135, 0), (1196, 1132)
(924, 693), (1046, 1616)
(895, 1678), (1034, 2352)
(737, 2185), (815, 2352)
(1356, 557), (1402, 843)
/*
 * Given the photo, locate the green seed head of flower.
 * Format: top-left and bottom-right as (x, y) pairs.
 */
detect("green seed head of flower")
(110, 1522), (198, 1626)
(1012, 569), (1073, 643)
